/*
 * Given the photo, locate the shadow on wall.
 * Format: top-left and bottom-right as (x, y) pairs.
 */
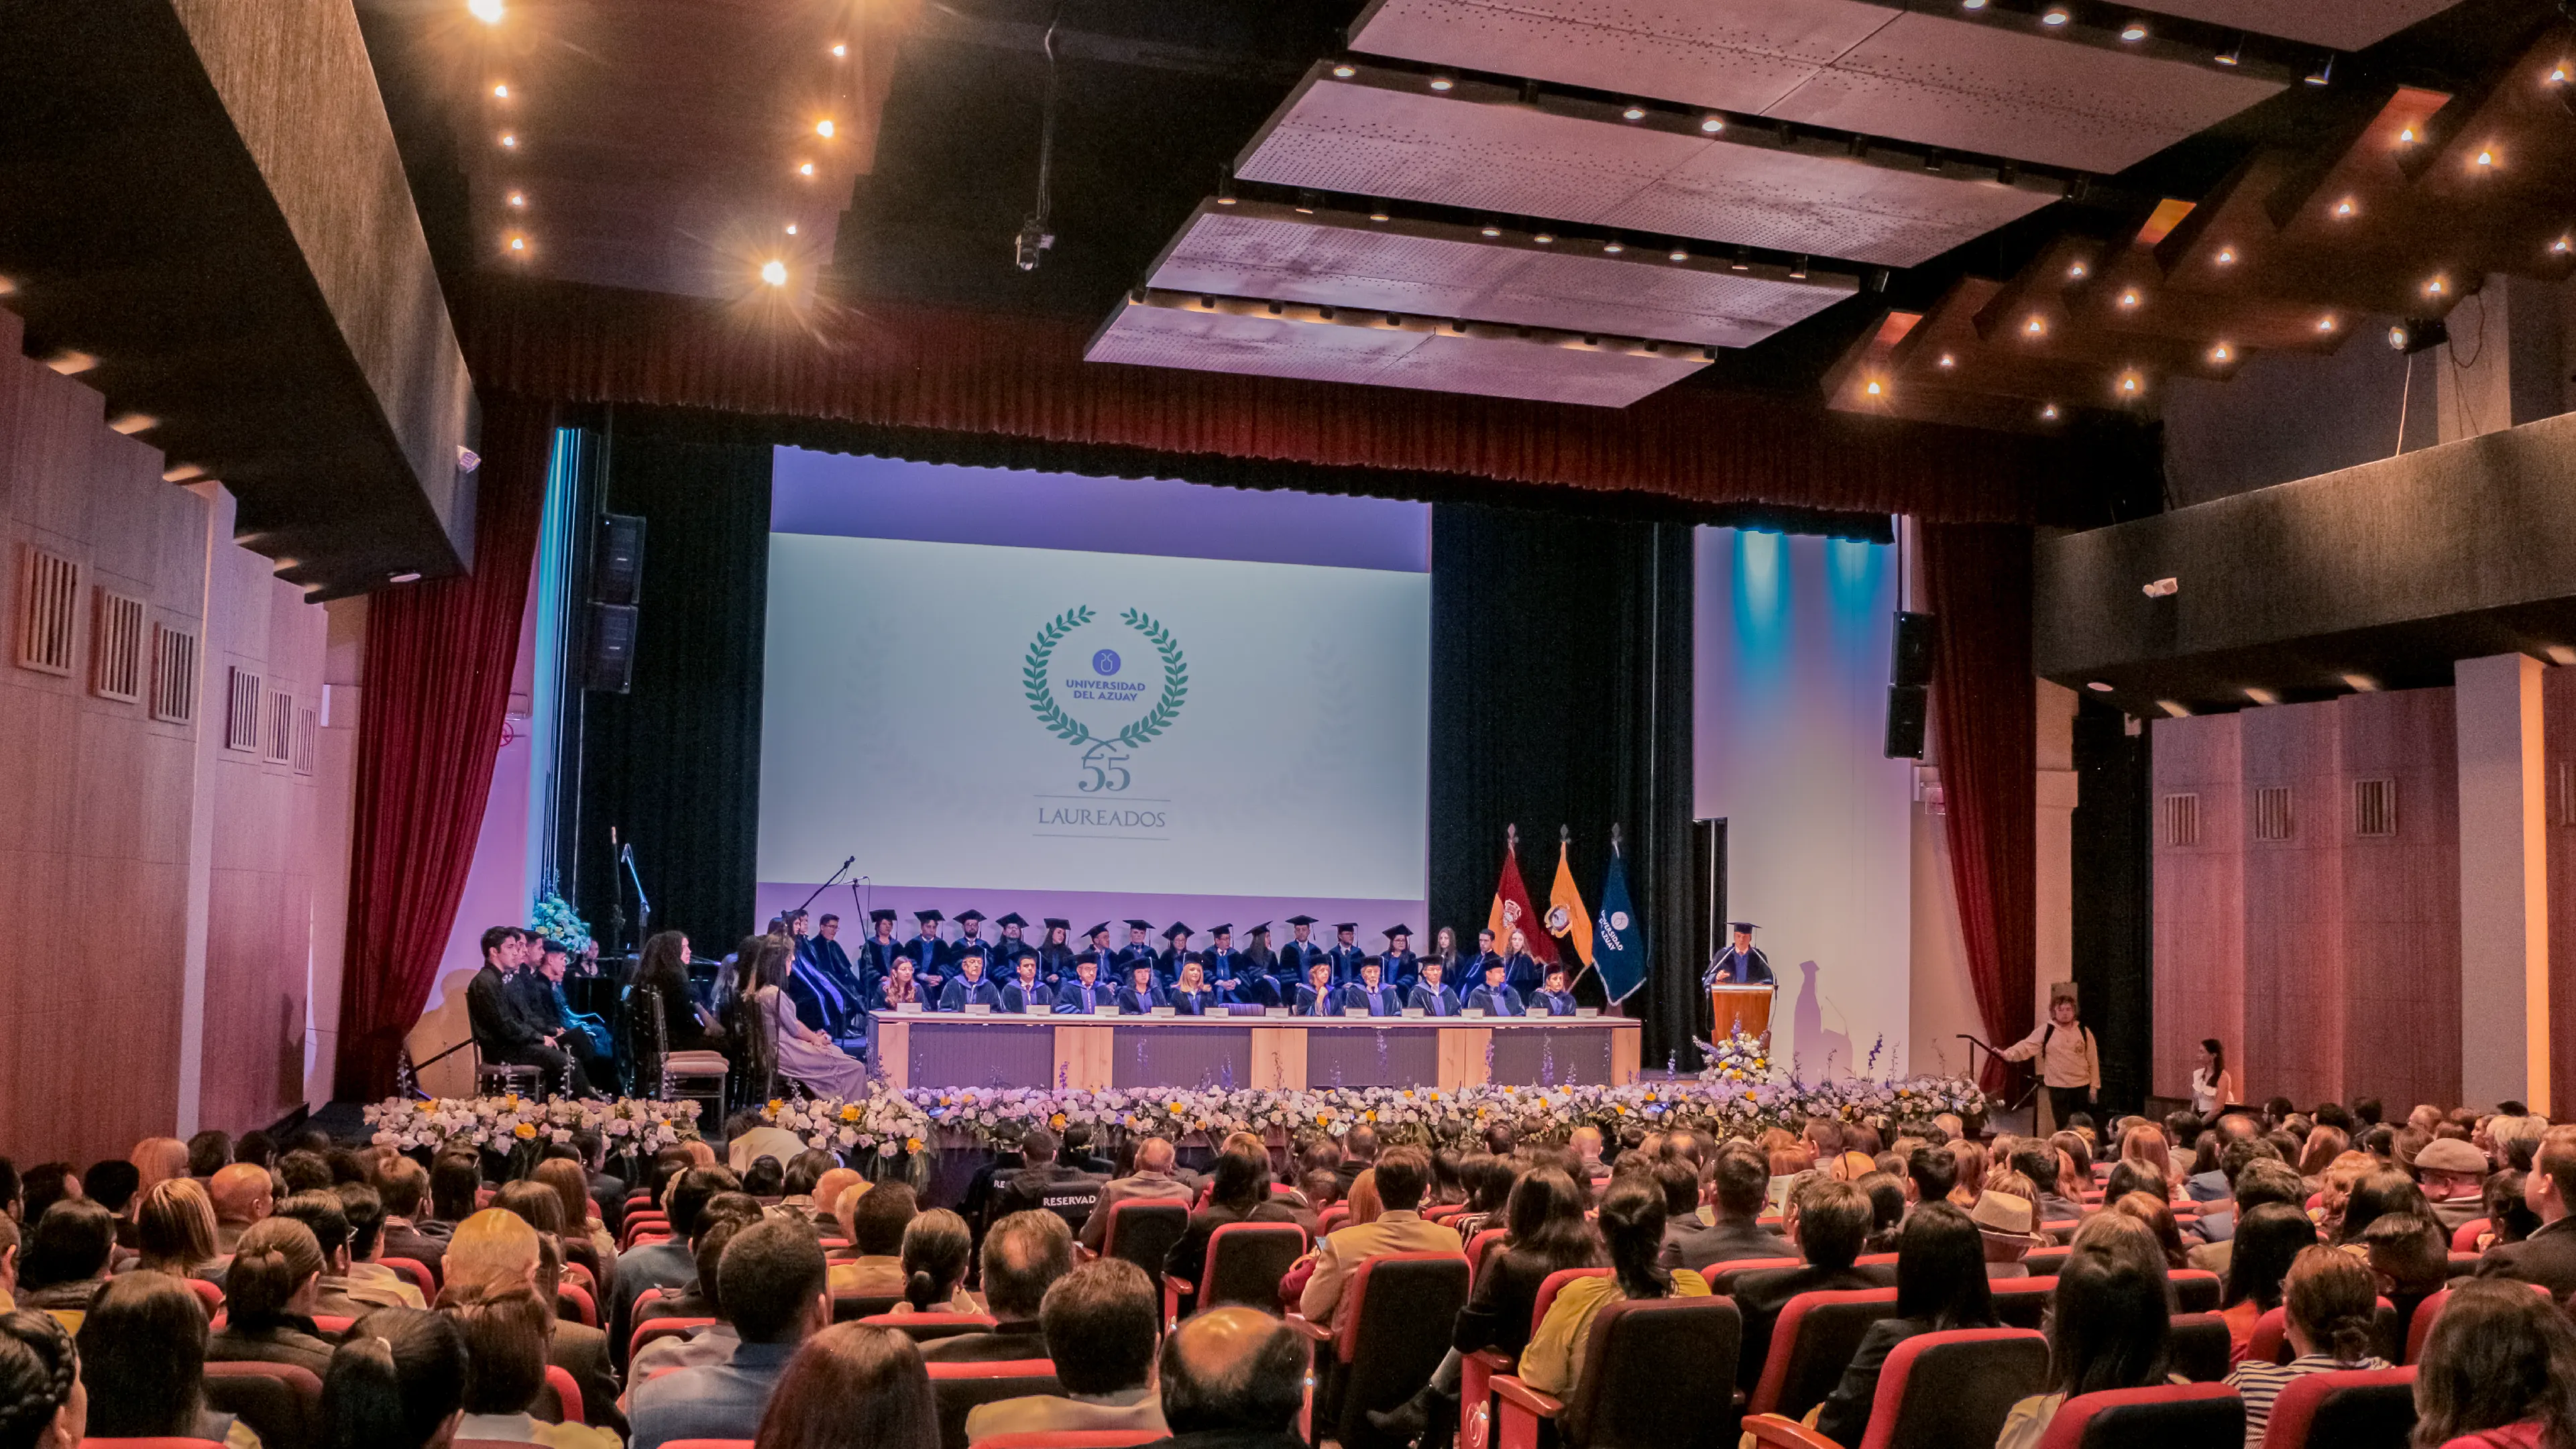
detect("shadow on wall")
(1791, 959), (1858, 1081)
(403, 970), (480, 1099)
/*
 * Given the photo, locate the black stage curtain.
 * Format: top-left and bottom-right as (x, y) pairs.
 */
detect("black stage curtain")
(565, 414), (773, 957)
(1427, 504), (1698, 1070)
(2072, 695), (2153, 1111)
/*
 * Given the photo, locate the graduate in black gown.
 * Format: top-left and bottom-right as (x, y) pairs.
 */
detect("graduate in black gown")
(783, 910), (858, 1039)
(1052, 956), (1111, 1015)
(1499, 927), (1544, 996)
(1702, 922), (1776, 986)
(807, 913), (871, 1036)
(1530, 964), (1580, 1016)
(1201, 925), (1270, 1006)
(1036, 917), (1076, 986)
(1073, 922), (1121, 990)
(1461, 928), (1505, 992)
(993, 913), (1033, 974)
(1378, 925), (1421, 991)
(950, 909), (999, 980)
(1242, 923), (1282, 994)
(1292, 959), (1343, 1017)
(1326, 923), (1366, 985)
(1465, 958), (1524, 1017)
(1341, 958), (1403, 1017)
(856, 909), (904, 1000)
(1168, 956), (1223, 1015)
(938, 949), (1004, 1012)
(1115, 920), (1160, 979)
(1278, 917), (1329, 989)
(902, 909), (948, 996)
(1001, 952), (1052, 1014)
(1154, 922), (1193, 984)
(1115, 962), (1166, 1015)
(1408, 958), (1461, 1017)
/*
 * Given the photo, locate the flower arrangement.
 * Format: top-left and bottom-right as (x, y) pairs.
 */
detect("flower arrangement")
(363, 1095), (700, 1155)
(528, 886), (592, 954)
(1698, 1030), (1772, 1084)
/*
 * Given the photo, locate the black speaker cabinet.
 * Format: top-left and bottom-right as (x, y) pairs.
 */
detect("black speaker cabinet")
(1891, 611), (1936, 687)
(583, 603), (639, 693)
(1885, 684), (1928, 759)
(593, 514), (647, 607)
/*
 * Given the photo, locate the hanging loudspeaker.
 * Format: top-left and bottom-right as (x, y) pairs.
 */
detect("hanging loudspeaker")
(593, 514), (647, 607)
(584, 603), (638, 693)
(1885, 684), (1928, 759)
(1891, 611), (1936, 687)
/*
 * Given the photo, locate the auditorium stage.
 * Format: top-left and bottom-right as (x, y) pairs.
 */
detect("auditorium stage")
(872, 1013), (1642, 1090)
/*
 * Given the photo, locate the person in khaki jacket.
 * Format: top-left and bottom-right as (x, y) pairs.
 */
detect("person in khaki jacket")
(1296, 1146), (1459, 1328)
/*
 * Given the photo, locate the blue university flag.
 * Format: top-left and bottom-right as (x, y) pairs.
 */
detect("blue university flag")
(1593, 833), (1646, 1003)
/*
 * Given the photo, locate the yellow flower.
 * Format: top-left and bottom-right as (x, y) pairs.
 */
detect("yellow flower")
(768, 1099), (785, 1113)
(1365, 1110), (1378, 1122)
(905, 1137), (923, 1153)
(513, 1122), (537, 1139)
(1050, 1113), (1067, 1129)
(840, 1105), (862, 1123)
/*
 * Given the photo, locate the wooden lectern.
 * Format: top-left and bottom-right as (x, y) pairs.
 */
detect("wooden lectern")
(1710, 984), (1775, 1042)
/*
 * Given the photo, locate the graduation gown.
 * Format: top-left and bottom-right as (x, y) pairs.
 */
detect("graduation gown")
(1293, 983), (1345, 1017)
(901, 935), (947, 991)
(1052, 978), (1113, 1015)
(1223, 971), (1280, 1008)
(1409, 983), (1461, 1018)
(1155, 947), (1190, 983)
(1001, 981), (1053, 1015)
(1326, 943), (1366, 984)
(950, 933), (999, 975)
(807, 937), (869, 1010)
(791, 939), (860, 1035)
(1530, 989), (1580, 1017)
(939, 976), (1004, 1012)
(1466, 984), (1526, 1017)
(1704, 945), (1775, 986)
(1342, 982), (1403, 1018)
(1037, 943), (1078, 985)
(1463, 951), (1505, 988)
(1168, 984), (1222, 1016)
(1382, 949), (1422, 988)
(1115, 943), (1160, 978)
(1501, 951), (1545, 995)
(1278, 939), (1327, 986)
(856, 937), (905, 999)
(1115, 983), (1166, 1014)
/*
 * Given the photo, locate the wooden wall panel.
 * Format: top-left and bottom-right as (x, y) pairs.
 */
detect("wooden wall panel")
(2540, 666), (2576, 1113)
(2338, 687), (2461, 1111)
(0, 309), (207, 1163)
(2240, 701), (2347, 1108)
(2151, 713), (2244, 1100)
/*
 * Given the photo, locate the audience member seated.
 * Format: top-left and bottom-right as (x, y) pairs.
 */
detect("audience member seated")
(891, 1208), (983, 1314)
(1857, 1171), (1909, 1254)
(2359, 1211), (2449, 1330)
(2417, 1139), (2494, 1234)
(964, 1259), (1169, 1441)
(1732, 1177), (1879, 1389)
(1449, 1156), (1518, 1242)
(751, 1320), (939, 1449)
(2478, 1124), (2576, 1297)
(2482, 1171), (2542, 1251)
(741, 1157), (787, 1200)
(82, 1161), (141, 1253)
(18, 1199), (116, 1318)
(627, 1212), (758, 1384)
(2217, 1202), (2316, 1360)
(276, 1190), (410, 1317)
(1080, 1135), (1194, 1253)
(1908, 1144), (1961, 1210)
(1815, 1201), (2001, 1446)
(1157, 1306), (1310, 1449)
(427, 1152), (484, 1235)
(630, 1216), (830, 1449)
(19, 1167), (76, 1230)
(2110, 1192), (2192, 1271)
(991, 1129), (1104, 1236)
(1972, 1187), (2043, 1279)
(0, 1216), (19, 1314)
(1520, 1177), (1709, 1397)
(2223, 1245), (2388, 1447)
(442, 1204), (625, 1438)
(828, 1181), (919, 1298)
(1166, 1138), (1302, 1317)
(616, 1165), (740, 1346)
(2012, 1145), (2084, 1225)
(1993, 1249), (2174, 1449)
(322, 1306), (469, 1449)
(76, 1269), (256, 1446)
(209, 1161), (278, 1259)
(1664, 1143), (1790, 1274)
(212, 1216), (339, 1376)
(535, 1157), (619, 1267)
(334, 1181), (425, 1308)
(921, 1209), (1070, 1360)
(444, 1283), (620, 1447)
(0, 1306), (82, 1448)
(634, 1190), (762, 1326)
(1296, 1146), (1455, 1329)
(2188, 1159), (2304, 1274)
(2410, 1277), (2576, 1449)
(134, 1176), (221, 1282)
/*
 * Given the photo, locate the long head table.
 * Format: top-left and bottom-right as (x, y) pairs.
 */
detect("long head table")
(870, 1012), (1642, 1091)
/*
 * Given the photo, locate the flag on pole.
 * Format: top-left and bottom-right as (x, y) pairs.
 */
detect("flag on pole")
(1486, 824), (1556, 965)
(1593, 826), (1647, 1003)
(1547, 826), (1594, 968)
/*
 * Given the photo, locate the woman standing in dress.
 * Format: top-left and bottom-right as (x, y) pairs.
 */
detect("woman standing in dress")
(753, 941), (869, 1098)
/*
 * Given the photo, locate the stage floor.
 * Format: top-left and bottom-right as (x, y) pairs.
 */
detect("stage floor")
(874, 1012), (1642, 1090)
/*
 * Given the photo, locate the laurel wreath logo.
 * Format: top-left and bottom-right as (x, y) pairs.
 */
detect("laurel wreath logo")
(1023, 605), (1189, 748)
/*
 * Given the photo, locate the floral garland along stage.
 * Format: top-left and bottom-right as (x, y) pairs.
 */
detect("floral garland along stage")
(363, 1095), (702, 1155)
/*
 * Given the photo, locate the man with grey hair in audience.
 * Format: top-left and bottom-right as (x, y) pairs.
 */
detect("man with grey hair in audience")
(1081, 1136), (1196, 1253)
(1156, 1306), (1309, 1449)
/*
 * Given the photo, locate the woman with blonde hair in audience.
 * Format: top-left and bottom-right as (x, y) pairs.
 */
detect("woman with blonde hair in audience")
(2410, 1279), (2576, 1449)
(128, 1137), (191, 1205)
(2312, 1152), (2377, 1238)
(133, 1176), (219, 1279)
(2225, 1245), (2390, 1447)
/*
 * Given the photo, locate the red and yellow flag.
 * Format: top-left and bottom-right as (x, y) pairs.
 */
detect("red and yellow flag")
(1486, 825), (1556, 965)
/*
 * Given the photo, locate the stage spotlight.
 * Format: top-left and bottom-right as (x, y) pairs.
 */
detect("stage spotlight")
(2387, 317), (2449, 353)
(761, 259), (787, 286)
(468, 0), (503, 22)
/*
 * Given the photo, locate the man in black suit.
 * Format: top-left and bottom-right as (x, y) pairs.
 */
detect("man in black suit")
(992, 1130), (1104, 1238)
(1661, 1145), (1789, 1274)
(921, 1210), (1072, 1361)
(1730, 1177), (1877, 1391)
(465, 926), (596, 1096)
(2478, 1125), (2576, 1299)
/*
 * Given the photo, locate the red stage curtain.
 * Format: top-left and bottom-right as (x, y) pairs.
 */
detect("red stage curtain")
(461, 277), (2078, 524)
(1923, 522), (2037, 1094)
(333, 395), (553, 1100)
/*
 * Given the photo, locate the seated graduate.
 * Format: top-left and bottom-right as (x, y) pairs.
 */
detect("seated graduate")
(1115, 919), (1160, 979)
(1001, 952), (1052, 1014)
(1293, 959), (1344, 1017)
(1341, 958), (1404, 1018)
(1379, 925), (1420, 989)
(1201, 925), (1262, 1005)
(938, 950), (1005, 1011)
(1168, 956), (1223, 1015)
(1156, 922), (1195, 984)
(1463, 927), (1504, 990)
(1115, 962), (1166, 1015)
(904, 908), (949, 998)
(1052, 955), (1113, 1014)
(1530, 965), (1580, 1016)
(1327, 922), (1366, 983)
(1464, 958), (1525, 1017)
(1408, 958), (1461, 1017)
(1037, 917), (1076, 985)
(878, 955), (926, 1010)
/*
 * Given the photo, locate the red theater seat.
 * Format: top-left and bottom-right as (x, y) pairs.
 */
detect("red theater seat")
(631, 1314), (716, 1360)
(1463, 1269), (1609, 1449)
(1165, 1220), (1305, 1322)
(2258, 1365), (2414, 1449)
(860, 1310), (1000, 1341)
(2406, 1282), (2552, 1363)
(1290, 1251), (1469, 1449)
(928, 1359), (1062, 1449)
(1747, 1288), (1902, 1422)
(1492, 1295), (1741, 1449)
(1101, 1200), (1190, 1287)
(2449, 1219), (2489, 1253)
(203, 1360), (323, 1449)
(2034, 1384), (2245, 1449)
(970, 1434), (1170, 1449)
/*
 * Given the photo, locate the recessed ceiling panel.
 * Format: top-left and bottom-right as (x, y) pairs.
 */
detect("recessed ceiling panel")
(1235, 72), (2063, 267)
(1762, 14), (2286, 173)
(1144, 203), (1856, 349)
(2120, 0), (2463, 50)
(1349, 0), (2286, 173)
(1086, 292), (1706, 407)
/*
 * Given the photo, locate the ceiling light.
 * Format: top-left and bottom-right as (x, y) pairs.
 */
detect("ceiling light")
(467, 0), (503, 22)
(2306, 56), (2333, 86)
(2216, 37), (2243, 66)
(2068, 262), (2088, 280)
(2041, 9), (2071, 25)
(2316, 314), (2337, 333)
(2215, 246), (2237, 265)
(2117, 372), (2142, 396)
(507, 235), (526, 253)
(1533, 231), (1554, 243)
(1789, 255), (1809, 280)
(2210, 343), (2232, 363)
(785, 223), (797, 235)
(1601, 239), (1624, 254)
(390, 571), (423, 584)
(759, 259), (788, 288)
(1481, 222), (1502, 237)
(2086, 681), (2114, 692)
(1700, 115), (1725, 133)
(1428, 76), (1454, 91)
(1331, 63), (1356, 78)
(1938, 352), (1956, 368)
(1367, 206), (1389, 222)
(2245, 687), (2277, 705)
(1293, 192), (1317, 214)
(2426, 275), (2447, 296)
(2475, 148), (2496, 168)
(2554, 236), (2572, 256)
(831, 42), (846, 58)
(492, 82), (510, 98)
(1669, 247), (1689, 262)
(2389, 316), (2449, 353)
(109, 412), (156, 434)
(1731, 247), (1752, 272)
(506, 190), (524, 207)
(2341, 673), (2379, 692)
(43, 351), (95, 375)
(2118, 288), (2140, 308)
(2120, 21), (2147, 40)
(1864, 380), (1885, 397)
(2552, 64), (2570, 85)
(2039, 403), (2061, 420)
(2025, 314), (2047, 337)
(2333, 196), (2355, 218)
(499, 133), (516, 148)
(816, 119), (836, 137)
(1960, 0), (1987, 9)
(2397, 127), (2418, 145)
(797, 161), (815, 176)
(1215, 174), (1236, 205)
(1621, 104), (1646, 121)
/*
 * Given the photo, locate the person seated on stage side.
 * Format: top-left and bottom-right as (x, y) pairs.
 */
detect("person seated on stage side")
(1973, 1182), (2046, 1279)
(521, 935), (616, 1088)
(1730, 1177), (1879, 1391)
(877, 956), (925, 1011)
(1001, 953), (1052, 1014)
(1170, 957), (1223, 1015)
(1241, 922), (1281, 993)
(1380, 925), (1420, 989)
(1408, 958), (1460, 1017)
(920, 1210), (1071, 1362)
(1465, 958), (1524, 1018)
(938, 951), (1004, 1012)
(964, 1258), (1168, 1442)
(1294, 960), (1343, 1017)
(1531, 966), (1579, 1017)
(1053, 956), (1111, 1015)
(1116, 963), (1167, 1015)
(638, 929), (726, 1053)
(1665, 1141), (1790, 1274)
(465, 925), (600, 1099)
(1080, 1136), (1194, 1255)
(1341, 958), (1403, 1017)
(746, 941), (870, 1097)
